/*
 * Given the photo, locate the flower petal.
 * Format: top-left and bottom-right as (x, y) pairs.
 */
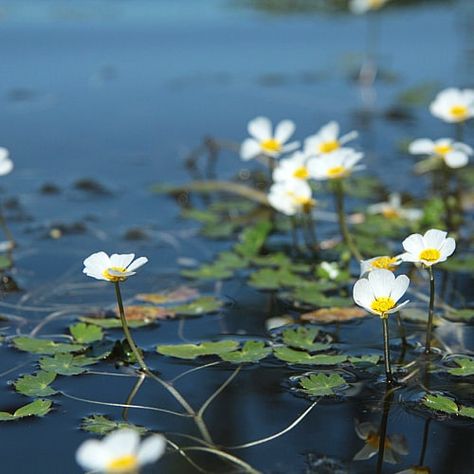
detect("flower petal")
(248, 116), (272, 141)
(444, 151), (469, 168)
(76, 440), (110, 471)
(0, 157), (13, 176)
(438, 237), (456, 261)
(390, 275), (410, 303)
(137, 435), (167, 466)
(127, 256), (148, 272)
(103, 429), (140, 458)
(240, 138), (261, 161)
(274, 120), (295, 144)
(423, 229), (447, 249)
(408, 139), (434, 155)
(368, 269), (395, 299)
(402, 233), (424, 255)
(110, 253), (135, 269)
(353, 278), (373, 311)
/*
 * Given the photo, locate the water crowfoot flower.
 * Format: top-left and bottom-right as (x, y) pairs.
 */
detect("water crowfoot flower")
(430, 88), (474, 123)
(240, 116), (299, 161)
(0, 148), (13, 176)
(353, 269), (410, 383)
(360, 255), (401, 276)
(409, 138), (472, 169)
(400, 229), (455, 353)
(267, 179), (314, 216)
(307, 148), (364, 181)
(76, 429), (166, 473)
(272, 151), (311, 182)
(350, 0), (389, 14)
(368, 193), (423, 222)
(303, 121), (358, 156)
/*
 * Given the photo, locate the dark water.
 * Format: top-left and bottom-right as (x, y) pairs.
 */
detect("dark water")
(0, 0), (473, 473)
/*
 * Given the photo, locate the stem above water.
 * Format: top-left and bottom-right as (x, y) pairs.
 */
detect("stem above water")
(381, 315), (394, 384)
(424, 266), (435, 354)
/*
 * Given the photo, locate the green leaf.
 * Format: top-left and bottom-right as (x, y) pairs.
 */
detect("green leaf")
(81, 415), (148, 435)
(444, 309), (474, 322)
(79, 317), (149, 328)
(0, 255), (12, 271)
(249, 267), (308, 290)
(274, 347), (346, 365)
(299, 373), (347, 396)
(171, 296), (224, 316)
(422, 393), (459, 415)
(12, 337), (84, 355)
(70, 323), (104, 344)
(447, 358), (474, 377)
(348, 355), (380, 365)
(282, 326), (330, 352)
(215, 251), (249, 270)
(440, 254), (474, 273)
(290, 287), (351, 308)
(14, 371), (57, 397)
(181, 264), (234, 280)
(459, 406), (474, 419)
(181, 208), (219, 224)
(157, 340), (239, 360)
(251, 252), (292, 267)
(0, 399), (52, 422)
(219, 341), (272, 363)
(234, 221), (272, 258)
(39, 353), (97, 376)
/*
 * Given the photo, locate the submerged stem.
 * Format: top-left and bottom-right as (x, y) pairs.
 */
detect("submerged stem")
(375, 387), (395, 474)
(425, 266), (435, 354)
(333, 179), (362, 262)
(381, 315), (393, 384)
(122, 372), (146, 421)
(114, 282), (149, 373)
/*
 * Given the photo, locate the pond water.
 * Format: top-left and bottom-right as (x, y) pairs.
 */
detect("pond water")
(0, 0), (473, 473)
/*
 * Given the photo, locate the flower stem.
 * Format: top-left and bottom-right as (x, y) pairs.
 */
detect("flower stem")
(333, 179), (363, 262)
(381, 315), (393, 384)
(0, 204), (16, 250)
(424, 266), (435, 354)
(114, 281), (149, 373)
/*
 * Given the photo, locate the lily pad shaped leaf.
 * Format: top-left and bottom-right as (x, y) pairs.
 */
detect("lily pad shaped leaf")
(171, 297), (224, 316)
(12, 336), (84, 355)
(39, 353), (98, 376)
(14, 371), (57, 397)
(81, 415), (148, 435)
(157, 340), (239, 360)
(447, 357), (474, 377)
(70, 322), (103, 344)
(0, 399), (52, 422)
(282, 326), (330, 352)
(459, 406), (474, 419)
(299, 373), (347, 397)
(79, 317), (149, 329)
(422, 393), (459, 415)
(219, 341), (272, 363)
(274, 347), (346, 365)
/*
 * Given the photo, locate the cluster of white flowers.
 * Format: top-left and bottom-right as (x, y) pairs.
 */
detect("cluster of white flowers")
(409, 88), (474, 169)
(353, 229), (455, 318)
(241, 117), (363, 216)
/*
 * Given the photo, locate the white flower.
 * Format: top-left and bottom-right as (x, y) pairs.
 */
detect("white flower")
(0, 148), (13, 176)
(307, 148), (364, 180)
(353, 269), (410, 317)
(272, 151), (310, 182)
(360, 255), (401, 276)
(319, 261), (340, 280)
(304, 121), (358, 156)
(368, 193), (423, 221)
(429, 88), (474, 123)
(400, 229), (455, 267)
(354, 419), (408, 464)
(240, 116), (299, 160)
(409, 138), (472, 169)
(268, 179), (314, 216)
(350, 0), (389, 15)
(83, 252), (148, 282)
(76, 429), (166, 473)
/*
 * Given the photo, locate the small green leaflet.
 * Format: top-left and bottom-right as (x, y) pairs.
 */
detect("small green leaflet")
(39, 353), (98, 376)
(81, 415), (148, 435)
(14, 371), (57, 397)
(249, 268), (307, 290)
(274, 347), (346, 365)
(422, 393), (474, 419)
(298, 373), (347, 397)
(157, 340), (239, 359)
(459, 406), (474, 419)
(348, 355), (380, 366)
(70, 323), (103, 344)
(281, 326), (330, 352)
(171, 296), (224, 316)
(12, 336), (84, 355)
(0, 400), (52, 422)
(181, 264), (234, 280)
(79, 317), (149, 329)
(290, 287), (351, 308)
(219, 341), (271, 363)
(234, 221), (272, 258)
(447, 357), (474, 377)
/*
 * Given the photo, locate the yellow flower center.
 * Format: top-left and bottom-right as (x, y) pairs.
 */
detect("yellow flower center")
(107, 454), (138, 473)
(370, 256), (399, 271)
(419, 248), (441, 263)
(292, 166), (309, 179)
(434, 144), (452, 156)
(382, 208), (400, 219)
(102, 266), (128, 282)
(260, 138), (282, 153)
(370, 297), (396, 316)
(327, 165), (347, 178)
(450, 104), (469, 120)
(288, 192), (315, 212)
(318, 140), (340, 154)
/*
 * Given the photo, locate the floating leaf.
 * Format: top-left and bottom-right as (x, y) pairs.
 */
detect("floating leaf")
(79, 316), (149, 328)
(39, 353), (97, 376)
(290, 287), (351, 308)
(14, 371), (57, 397)
(274, 347), (346, 365)
(136, 286), (199, 304)
(299, 373), (347, 397)
(70, 323), (103, 344)
(181, 264), (234, 280)
(444, 309), (474, 322)
(348, 355), (380, 366)
(251, 252), (291, 267)
(171, 296), (223, 316)
(215, 251), (249, 270)
(459, 406), (474, 419)
(282, 327), (330, 352)
(157, 340), (239, 360)
(81, 415), (148, 435)
(234, 221), (272, 258)
(0, 399), (52, 422)
(301, 307), (367, 323)
(12, 337), (84, 355)
(219, 341), (271, 363)
(422, 393), (458, 415)
(249, 267), (307, 290)
(123, 305), (176, 321)
(447, 358), (474, 377)
(0, 255), (12, 271)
